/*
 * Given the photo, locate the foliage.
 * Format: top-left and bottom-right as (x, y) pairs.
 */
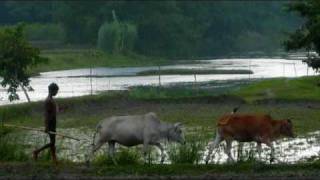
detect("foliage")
(168, 135), (205, 164)
(24, 23), (66, 42)
(0, 127), (29, 162)
(0, 23), (47, 101)
(284, 0), (320, 71)
(233, 76), (320, 102)
(1, 1), (301, 58)
(97, 21), (137, 54)
(93, 148), (141, 166)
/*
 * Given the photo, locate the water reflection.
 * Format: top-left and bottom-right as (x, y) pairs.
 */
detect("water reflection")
(0, 59), (318, 105)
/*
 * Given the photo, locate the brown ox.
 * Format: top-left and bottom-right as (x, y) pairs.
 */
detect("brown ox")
(205, 111), (294, 163)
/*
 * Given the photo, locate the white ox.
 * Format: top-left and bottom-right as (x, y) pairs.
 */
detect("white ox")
(88, 112), (185, 164)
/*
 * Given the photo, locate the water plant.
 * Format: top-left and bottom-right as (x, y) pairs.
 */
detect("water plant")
(0, 127), (29, 161)
(93, 147), (142, 166)
(168, 135), (205, 164)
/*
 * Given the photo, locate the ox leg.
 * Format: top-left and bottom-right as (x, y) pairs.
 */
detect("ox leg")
(86, 139), (104, 166)
(225, 139), (235, 162)
(266, 142), (275, 163)
(262, 138), (275, 163)
(257, 142), (262, 160)
(143, 141), (150, 164)
(153, 142), (165, 164)
(108, 141), (117, 165)
(205, 130), (223, 164)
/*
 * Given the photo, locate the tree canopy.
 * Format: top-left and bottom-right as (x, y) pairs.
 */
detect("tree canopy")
(284, 0), (320, 72)
(0, 1), (301, 59)
(0, 24), (47, 101)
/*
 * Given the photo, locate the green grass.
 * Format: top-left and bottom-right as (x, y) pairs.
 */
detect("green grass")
(137, 69), (253, 75)
(1, 76), (320, 175)
(0, 127), (29, 162)
(1, 161), (320, 177)
(168, 135), (205, 164)
(30, 49), (168, 74)
(233, 76), (320, 102)
(93, 148), (142, 166)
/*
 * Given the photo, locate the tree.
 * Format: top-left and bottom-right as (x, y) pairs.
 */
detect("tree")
(284, 0), (320, 72)
(0, 23), (47, 102)
(97, 10), (137, 54)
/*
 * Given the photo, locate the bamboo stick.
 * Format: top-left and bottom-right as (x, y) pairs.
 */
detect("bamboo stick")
(2, 124), (81, 141)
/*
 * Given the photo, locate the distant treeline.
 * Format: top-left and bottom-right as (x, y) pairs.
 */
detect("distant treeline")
(0, 1), (301, 59)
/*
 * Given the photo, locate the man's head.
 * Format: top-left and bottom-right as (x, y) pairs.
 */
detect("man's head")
(48, 83), (59, 96)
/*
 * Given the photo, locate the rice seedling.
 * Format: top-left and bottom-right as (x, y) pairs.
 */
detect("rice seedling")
(0, 127), (29, 161)
(93, 147), (142, 166)
(168, 135), (206, 164)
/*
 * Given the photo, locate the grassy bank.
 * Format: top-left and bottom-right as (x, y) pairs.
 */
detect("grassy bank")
(30, 49), (168, 74)
(1, 161), (320, 177)
(233, 76), (320, 102)
(137, 69), (253, 75)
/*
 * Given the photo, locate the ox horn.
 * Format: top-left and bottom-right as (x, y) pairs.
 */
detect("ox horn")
(174, 122), (183, 128)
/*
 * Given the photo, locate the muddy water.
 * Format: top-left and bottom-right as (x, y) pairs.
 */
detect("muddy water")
(0, 58), (318, 105)
(18, 128), (320, 164)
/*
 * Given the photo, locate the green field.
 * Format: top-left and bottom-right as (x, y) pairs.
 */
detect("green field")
(1, 76), (320, 178)
(233, 76), (320, 102)
(1, 76), (319, 136)
(29, 49), (168, 74)
(137, 69), (253, 75)
(1, 161), (320, 177)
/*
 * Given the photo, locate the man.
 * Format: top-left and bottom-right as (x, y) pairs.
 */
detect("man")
(33, 83), (59, 165)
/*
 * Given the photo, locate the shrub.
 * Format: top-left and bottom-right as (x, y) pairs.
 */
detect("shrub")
(93, 148), (141, 166)
(0, 127), (29, 161)
(24, 23), (66, 42)
(168, 135), (205, 164)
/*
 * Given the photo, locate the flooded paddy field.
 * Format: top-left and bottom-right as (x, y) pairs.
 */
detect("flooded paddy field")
(10, 127), (320, 165)
(1, 75), (320, 178)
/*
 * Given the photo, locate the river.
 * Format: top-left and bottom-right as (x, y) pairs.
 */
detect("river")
(0, 58), (318, 105)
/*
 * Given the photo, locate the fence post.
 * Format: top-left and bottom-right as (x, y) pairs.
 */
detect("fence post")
(248, 60), (251, 81)
(293, 63), (297, 77)
(1, 107), (5, 129)
(158, 66), (161, 87)
(90, 67), (93, 95)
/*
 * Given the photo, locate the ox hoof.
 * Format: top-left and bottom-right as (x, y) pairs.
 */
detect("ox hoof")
(270, 157), (275, 163)
(85, 160), (91, 167)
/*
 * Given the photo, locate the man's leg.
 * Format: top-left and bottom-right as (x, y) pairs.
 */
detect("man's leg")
(49, 133), (58, 165)
(33, 134), (53, 161)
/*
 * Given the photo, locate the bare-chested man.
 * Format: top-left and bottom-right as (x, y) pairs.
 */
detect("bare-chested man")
(33, 83), (59, 165)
